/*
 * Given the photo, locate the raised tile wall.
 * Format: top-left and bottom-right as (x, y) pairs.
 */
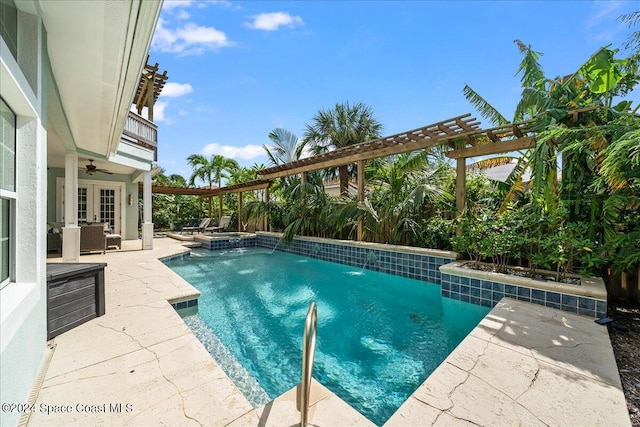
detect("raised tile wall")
(439, 272), (606, 318)
(256, 234), (454, 284)
(198, 236), (257, 251)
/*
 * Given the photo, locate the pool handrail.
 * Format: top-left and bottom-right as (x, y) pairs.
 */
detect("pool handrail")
(298, 301), (317, 426)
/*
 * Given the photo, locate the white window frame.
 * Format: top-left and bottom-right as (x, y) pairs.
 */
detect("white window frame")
(1, 97), (16, 290)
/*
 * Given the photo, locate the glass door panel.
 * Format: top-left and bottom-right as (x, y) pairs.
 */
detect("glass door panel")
(77, 187), (88, 223)
(95, 187), (120, 234)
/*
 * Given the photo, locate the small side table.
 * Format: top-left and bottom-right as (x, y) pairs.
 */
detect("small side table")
(106, 234), (121, 249)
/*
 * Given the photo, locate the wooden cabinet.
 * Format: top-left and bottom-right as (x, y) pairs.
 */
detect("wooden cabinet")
(46, 263), (106, 340)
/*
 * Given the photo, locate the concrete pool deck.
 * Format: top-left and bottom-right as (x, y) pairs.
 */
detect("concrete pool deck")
(27, 238), (630, 426)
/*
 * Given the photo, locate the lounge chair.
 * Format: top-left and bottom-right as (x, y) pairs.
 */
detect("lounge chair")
(182, 218), (211, 234)
(205, 216), (231, 233)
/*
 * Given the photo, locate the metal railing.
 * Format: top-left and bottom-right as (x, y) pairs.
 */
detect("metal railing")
(298, 301), (317, 426)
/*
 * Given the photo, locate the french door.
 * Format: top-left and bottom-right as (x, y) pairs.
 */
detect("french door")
(59, 179), (123, 235)
(96, 187), (119, 233)
(77, 185), (120, 233)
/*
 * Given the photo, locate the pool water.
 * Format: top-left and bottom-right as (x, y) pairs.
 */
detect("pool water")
(166, 247), (489, 425)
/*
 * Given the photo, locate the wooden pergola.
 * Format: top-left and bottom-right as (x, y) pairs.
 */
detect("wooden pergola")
(204, 179), (272, 227)
(134, 57), (168, 122)
(180, 108), (594, 236)
(253, 113), (540, 240)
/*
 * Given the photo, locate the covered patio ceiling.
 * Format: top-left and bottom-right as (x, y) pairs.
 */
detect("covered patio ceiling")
(32, 0), (161, 174)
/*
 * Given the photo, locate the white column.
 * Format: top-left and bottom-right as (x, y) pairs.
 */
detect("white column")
(62, 152), (80, 262)
(141, 171), (153, 250)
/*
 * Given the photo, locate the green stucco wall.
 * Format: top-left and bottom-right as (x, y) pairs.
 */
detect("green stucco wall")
(46, 168), (140, 240)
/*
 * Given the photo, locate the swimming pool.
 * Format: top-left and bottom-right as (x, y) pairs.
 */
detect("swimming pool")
(166, 247), (489, 425)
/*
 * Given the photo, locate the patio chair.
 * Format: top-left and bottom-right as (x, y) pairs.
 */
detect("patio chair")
(182, 218), (211, 234)
(80, 224), (107, 254)
(205, 216), (231, 233)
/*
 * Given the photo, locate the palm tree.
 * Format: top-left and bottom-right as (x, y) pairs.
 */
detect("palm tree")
(151, 171), (198, 227)
(187, 154), (239, 189)
(462, 40), (629, 215)
(330, 151), (452, 243)
(462, 40), (640, 288)
(263, 128), (306, 166)
(228, 166), (258, 185)
(303, 101), (383, 195)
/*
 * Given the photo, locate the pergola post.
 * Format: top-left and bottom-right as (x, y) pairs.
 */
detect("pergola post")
(237, 192), (243, 232)
(219, 195), (223, 220)
(264, 186), (270, 232)
(357, 160), (364, 241)
(301, 172), (306, 206)
(208, 196), (212, 218)
(456, 157), (466, 215)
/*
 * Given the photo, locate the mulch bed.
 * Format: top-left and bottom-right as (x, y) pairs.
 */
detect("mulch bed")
(608, 300), (640, 426)
(460, 262), (581, 285)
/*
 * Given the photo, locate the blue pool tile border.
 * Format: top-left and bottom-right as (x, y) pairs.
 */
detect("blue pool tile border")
(256, 234), (455, 286)
(171, 298), (199, 310)
(177, 232), (606, 320)
(199, 236), (257, 251)
(439, 267), (607, 319)
(160, 253), (199, 313)
(160, 252), (191, 263)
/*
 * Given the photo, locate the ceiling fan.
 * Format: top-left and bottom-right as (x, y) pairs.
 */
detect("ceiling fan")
(82, 159), (112, 175)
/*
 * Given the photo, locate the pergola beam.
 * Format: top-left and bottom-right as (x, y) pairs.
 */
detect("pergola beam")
(139, 183), (218, 196)
(209, 180), (271, 196)
(445, 137), (536, 159)
(258, 114), (481, 180)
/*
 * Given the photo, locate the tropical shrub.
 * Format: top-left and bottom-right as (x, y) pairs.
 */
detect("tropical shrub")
(414, 215), (455, 251)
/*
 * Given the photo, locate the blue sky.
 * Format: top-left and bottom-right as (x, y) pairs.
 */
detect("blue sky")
(149, 0), (640, 182)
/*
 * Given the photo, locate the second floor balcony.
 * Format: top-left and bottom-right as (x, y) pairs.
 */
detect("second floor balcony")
(122, 111), (157, 160)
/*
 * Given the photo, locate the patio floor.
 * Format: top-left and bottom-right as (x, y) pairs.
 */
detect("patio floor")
(27, 238), (630, 426)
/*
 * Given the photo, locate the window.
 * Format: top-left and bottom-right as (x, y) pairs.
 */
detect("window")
(1, 97), (16, 287)
(78, 187), (87, 223)
(0, 0), (18, 60)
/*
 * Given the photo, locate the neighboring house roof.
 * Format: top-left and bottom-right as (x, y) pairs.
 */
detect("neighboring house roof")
(475, 161), (532, 183)
(323, 179), (375, 196)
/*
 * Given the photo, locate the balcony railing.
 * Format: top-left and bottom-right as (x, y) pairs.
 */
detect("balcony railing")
(122, 111), (157, 159)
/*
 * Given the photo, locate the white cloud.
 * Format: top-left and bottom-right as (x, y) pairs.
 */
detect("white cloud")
(163, 0), (196, 10)
(202, 143), (265, 160)
(153, 101), (169, 123)
(584, 1), (627, 43)
(586, 1), (624, 28)
(152, 18), (232, 55)
(244, 12), (304, 31)
(176, 10), (190, 20)
(163, 0), (232, 11)
(162, 82), (193, 97)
